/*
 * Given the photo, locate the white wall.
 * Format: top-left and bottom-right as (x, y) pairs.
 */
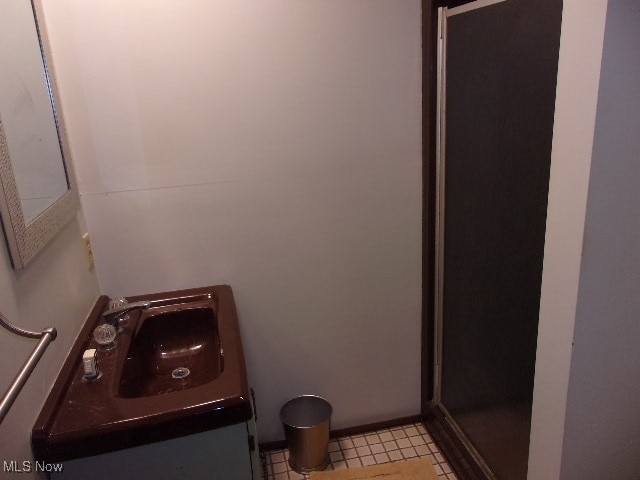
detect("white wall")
(560, 0), (640, 477)
(528, 0), (608, 478)
(0, 214), (100, 477)
(530, 0), (640, 479)
(42, 0), (423, 441)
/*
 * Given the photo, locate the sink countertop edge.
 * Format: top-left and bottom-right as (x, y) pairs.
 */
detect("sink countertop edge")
(31, 296), (110, 447)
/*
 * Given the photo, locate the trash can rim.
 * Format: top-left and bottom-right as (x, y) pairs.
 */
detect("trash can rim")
(280, 394), (332, 429)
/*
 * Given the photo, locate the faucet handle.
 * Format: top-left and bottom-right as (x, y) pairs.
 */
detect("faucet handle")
(93, 324), (117, 351)
(106, 297), (130, 326)
(108, 297), (129, 310)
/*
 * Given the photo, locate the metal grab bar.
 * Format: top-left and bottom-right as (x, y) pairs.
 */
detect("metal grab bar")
(0, 311), (57, 424)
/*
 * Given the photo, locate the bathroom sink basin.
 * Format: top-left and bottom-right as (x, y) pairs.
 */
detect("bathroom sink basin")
(118, 306), (223, 398)
(32, 286), (252, 463)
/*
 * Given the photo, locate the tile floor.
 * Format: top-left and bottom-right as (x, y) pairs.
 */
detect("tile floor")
(263, 422), (458, 479)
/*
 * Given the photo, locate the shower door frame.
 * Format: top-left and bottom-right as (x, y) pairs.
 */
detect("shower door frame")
(420, 1), (495, 476)
(429, 6), (504, 480)
(423, 0), (561, 478)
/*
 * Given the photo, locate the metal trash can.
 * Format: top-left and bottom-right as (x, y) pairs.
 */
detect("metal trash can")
(280, 395), (332, 473)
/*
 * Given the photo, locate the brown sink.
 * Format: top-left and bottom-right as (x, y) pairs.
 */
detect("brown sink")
(32, 286), (252, 462)
(119, 305), (223, 398)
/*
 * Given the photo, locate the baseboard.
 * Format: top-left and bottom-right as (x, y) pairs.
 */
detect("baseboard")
(330, 414), (423, 439)
(259, 414), (423, 452)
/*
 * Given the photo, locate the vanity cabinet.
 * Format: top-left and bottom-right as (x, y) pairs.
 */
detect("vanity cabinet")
(50, 418), (262, 480)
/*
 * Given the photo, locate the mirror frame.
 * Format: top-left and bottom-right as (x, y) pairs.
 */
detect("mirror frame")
(0, 0), (80, 269)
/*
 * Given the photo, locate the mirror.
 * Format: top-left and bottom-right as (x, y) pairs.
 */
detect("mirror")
(0, 0), (80, 269)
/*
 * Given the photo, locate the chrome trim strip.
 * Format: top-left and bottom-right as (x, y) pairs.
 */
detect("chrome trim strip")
(433, 6), (447, 404)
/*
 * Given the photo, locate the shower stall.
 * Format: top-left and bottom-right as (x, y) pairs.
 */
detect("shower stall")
(424, 0), (563, 478)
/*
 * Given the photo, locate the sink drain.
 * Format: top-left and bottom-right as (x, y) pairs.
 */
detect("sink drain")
(171, 367), (190, 379)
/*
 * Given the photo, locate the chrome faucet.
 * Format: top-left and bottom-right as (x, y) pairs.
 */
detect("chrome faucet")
(101, 300), (151, 327)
